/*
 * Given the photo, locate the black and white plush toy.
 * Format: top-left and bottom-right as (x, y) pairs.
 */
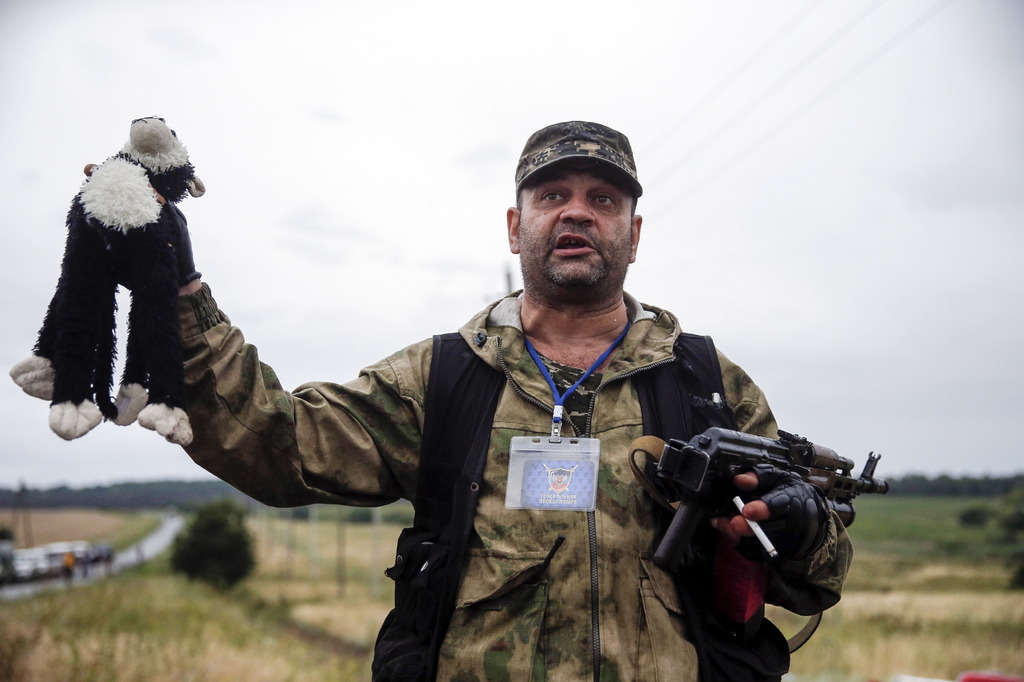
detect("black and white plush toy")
(10, 116), (204, 446)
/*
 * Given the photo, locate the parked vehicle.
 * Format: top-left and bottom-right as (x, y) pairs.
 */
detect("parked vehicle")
(0, 540), (14, 584)
(12, 547), (53, 581)
(9, 541), (99, 582)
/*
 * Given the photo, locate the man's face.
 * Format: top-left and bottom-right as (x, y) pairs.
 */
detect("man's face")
(507, 169), (642, 304)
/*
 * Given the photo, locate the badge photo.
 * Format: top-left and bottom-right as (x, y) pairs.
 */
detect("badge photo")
(505, 436), (600, 511)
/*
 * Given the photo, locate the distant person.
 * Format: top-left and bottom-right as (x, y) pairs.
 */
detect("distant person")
(62, 550), (75, 583)
(99, 543), (114, 576)
(167, 121), (850, 680)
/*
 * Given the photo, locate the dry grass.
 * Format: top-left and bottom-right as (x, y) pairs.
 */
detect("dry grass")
(0, 509), (392, 681)
(835, 591), (1024, 625)
(291, 595), (394, 648)
(247, 511), (1024, 680)
(771, 591), (1024, 680)
(4, 500), (1023, 681)
(843, 551), (1014, 593)
(245, 513), (402, 652)
(0, 507), (159, 550)
(0, 575), (364, 682)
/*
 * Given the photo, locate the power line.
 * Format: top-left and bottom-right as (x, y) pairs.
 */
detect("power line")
(647, 0), (959, 218)
(639, 0), (826, 159)
(644, 0), (891, 194)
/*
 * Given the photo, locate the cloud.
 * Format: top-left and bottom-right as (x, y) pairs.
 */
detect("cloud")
(1, 0), (1022, 487)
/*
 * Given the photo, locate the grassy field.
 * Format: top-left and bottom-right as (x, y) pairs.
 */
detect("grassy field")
(0, 572), (364, 681)
(0, 507), (161, 551)
(0, 507), (378, 682)
(245, 509), (401, 657)
(773, 495), (1024, 680)
(1, 497), (1022, 681)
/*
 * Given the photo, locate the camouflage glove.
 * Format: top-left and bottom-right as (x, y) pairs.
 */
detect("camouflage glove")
(737, 463), (829, 562)
(166, 204), (201, 287)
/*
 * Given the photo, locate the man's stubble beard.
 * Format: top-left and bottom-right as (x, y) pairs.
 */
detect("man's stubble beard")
(518, 220), (635, 305)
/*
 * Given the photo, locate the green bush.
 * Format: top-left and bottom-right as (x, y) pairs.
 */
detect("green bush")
(958, 506), (993, 528)
(1010, 560), (1024, 590)
(1000, 510), (1024, 536)
(171, 498), (255, 590)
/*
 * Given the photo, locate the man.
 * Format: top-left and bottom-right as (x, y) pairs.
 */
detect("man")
(176, 121), (850, 681)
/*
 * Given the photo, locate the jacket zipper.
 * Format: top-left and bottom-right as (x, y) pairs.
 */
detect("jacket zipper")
(499, 337), (677, 681)
(584, 357), (675, 682)
(497, 338), (599, 676)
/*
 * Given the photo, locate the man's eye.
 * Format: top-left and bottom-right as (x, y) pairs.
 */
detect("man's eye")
(543, 192), (561, 201)
(596, 195), (614, 204)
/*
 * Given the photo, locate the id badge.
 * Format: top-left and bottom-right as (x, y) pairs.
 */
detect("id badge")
(505, 436), (600, 511)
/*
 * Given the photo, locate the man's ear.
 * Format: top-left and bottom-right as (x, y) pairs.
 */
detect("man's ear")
(629, 214), (643, 263)
(507, 206), (521, 254)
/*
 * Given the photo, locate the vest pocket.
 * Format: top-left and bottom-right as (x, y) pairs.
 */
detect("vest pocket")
(637, 554), (698, 681)
(439, 549), (552, 681)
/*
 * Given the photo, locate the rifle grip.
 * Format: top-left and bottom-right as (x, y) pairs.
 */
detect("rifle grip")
(653, 497), (700, 570)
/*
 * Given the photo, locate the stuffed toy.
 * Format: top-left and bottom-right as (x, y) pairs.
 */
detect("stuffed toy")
(10, 116), (204, 446)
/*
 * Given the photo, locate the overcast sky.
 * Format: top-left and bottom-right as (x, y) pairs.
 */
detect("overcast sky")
(1, 0), (1021, 489)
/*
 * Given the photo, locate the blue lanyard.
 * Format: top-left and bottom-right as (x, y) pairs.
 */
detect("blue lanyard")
(524, 322), (630, 438)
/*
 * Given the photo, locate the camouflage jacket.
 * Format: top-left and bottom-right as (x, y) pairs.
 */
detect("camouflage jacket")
(179, 285), (852, 682)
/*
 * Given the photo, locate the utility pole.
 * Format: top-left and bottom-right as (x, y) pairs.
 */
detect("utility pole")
(336, 507), (346, 598)
(308, 505), (319, 579)
(370, 506), (382, 600)
(11, 481), (33, 548)
(286, 507), (295, 579)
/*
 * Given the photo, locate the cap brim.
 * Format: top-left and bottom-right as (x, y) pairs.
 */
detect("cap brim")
(517, 155), (643, 198)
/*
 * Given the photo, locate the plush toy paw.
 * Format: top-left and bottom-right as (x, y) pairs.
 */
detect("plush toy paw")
(112, 383), (149, 426)
(49, 400), (103, 440)
(10, 356), (55, 400)
(138, 403), (193, 446)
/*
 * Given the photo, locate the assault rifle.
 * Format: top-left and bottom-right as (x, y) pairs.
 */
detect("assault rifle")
(647, 427), (889, 571)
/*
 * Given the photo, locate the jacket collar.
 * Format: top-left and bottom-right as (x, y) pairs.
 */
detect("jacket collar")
(459, 291), (680, 383)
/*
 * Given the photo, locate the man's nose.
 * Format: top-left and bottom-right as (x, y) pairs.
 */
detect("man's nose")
(559, 194), (594, 222)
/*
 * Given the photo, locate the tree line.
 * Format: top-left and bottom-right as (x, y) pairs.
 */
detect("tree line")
(0, 479), (252, 510)
(888, 473), (1024, 497)
(1, 473), (1022, 510)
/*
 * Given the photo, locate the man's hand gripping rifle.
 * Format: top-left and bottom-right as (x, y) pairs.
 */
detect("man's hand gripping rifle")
(632, 427), (889, 571)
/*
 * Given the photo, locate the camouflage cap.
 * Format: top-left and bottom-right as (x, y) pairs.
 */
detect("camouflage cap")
(515, 121), (643, 198)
